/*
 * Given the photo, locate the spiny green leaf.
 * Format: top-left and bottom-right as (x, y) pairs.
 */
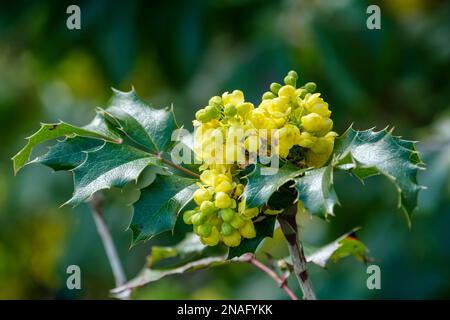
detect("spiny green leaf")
(294, 165), (339, 218)
(304, 228), (368, 267)
(130, 175), (198, 245)
(112, 233), (228, 295)
(103, 88), (178, 153)
(227, 215), (276, 259)
(276, 228), (368, 269)
(112, 255), (229, 295)
(333, 126), (425, 220)
(243, 163), (305, 208)
(12, 114), (122, 174)
(148, 233), (227, 269)
(33, 137), (104, 171)
(65, 143), (160, 207)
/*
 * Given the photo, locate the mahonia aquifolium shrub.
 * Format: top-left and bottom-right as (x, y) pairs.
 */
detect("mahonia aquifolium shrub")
(12, 68), (424, 261)
(183, 71), (337, 247)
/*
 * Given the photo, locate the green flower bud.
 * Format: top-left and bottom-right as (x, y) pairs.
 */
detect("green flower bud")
(182, 210), (196, 225)
(205, 105), (220, 119)
(219, 208), (235, 222)
(288, 70), (298, 80)
(191, 211), (208, 226)
(230, 215), (245, 229)
(304, 82), (317, 93)
(262, 92), (276, 100)
(200, 200), (216, 216)
(224, 104), (237, 117)
(270, 82), (282, 94)
(197, 223), (212, 237)
(220, 222), (234, 236)
(297, 88), (307, 99)
(195, 109), (210, 123)
(284, 75), (296, 87)
(208, 96), (222, 108)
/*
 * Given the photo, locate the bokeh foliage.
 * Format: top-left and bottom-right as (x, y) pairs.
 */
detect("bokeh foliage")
(0, 0), (449, 299)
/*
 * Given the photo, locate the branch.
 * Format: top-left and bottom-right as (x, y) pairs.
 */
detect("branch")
(156, 154), (200, 178)
(277, 205), (316, 300)
(89, 193), (131, 299)
(240, 253), (298, 300)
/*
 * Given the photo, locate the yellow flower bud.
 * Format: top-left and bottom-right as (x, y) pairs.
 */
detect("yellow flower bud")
(278, 85), (297, 102)
(215, 180), (234, 193)
(222, 230), (242, 247)
(239, 220), (256, 239)
(200, 170), (214, 186)
(298, 132), (317, 148)
(236, 102), (254, 117)
(242, 208), (259, 219)
(193, 188), (212, 205)
(214, 191), (232, 209)
(200, 226), (220, 246)
(301, 113), (333, 134)
(302, 93), (331, 117)
(222, 90), (244, 106)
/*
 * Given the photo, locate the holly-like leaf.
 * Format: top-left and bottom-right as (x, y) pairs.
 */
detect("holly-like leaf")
(148, 233), (227, 269)
(333, 126), (425, 221)
(65, 143), (160, 206)
(276, 228), (368, 270)
(103, 88), (177, 153)
(243, 163), (305, 208)
(227, 216), (276, 259)
(304, 228), (368, 267)
(12, 115), (122, 174)
(130, 174), (198, 244)
(112, 255), (229, 295)
(294, 165), (339, 218)
(33, 137), (104, 171)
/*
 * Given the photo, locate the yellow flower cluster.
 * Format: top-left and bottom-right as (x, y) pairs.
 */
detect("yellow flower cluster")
(183, 167), (258, 247)
(183, 71), (337, 247)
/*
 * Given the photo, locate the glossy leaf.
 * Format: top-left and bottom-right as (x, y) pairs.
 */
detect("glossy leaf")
(304, 228), (368, 267)
(65, 143), (160, 206)
(243, 163), (305, 208)
(130, 174), (198, 244)
(294, 165), (339, 218)
(103, 88), (178, 152)
(12, 115), (121, 174)
(333, 126), (425, 221)
(33, 137), (104, 171)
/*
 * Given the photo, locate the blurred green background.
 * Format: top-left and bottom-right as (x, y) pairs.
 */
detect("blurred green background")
(0, 0), (449, 299)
